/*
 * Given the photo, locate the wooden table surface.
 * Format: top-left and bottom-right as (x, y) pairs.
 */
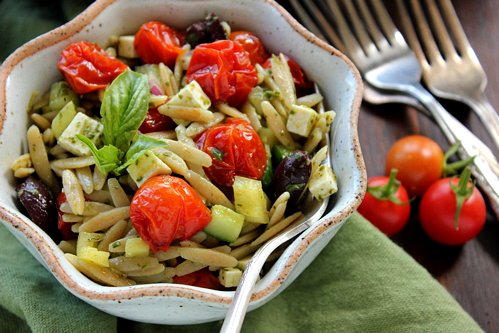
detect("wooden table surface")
(281, 0), (499, 331)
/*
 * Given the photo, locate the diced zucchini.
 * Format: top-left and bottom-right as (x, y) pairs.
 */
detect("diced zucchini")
(49, 81), (79, 112)
(271, 144), (293, 166)
(287, 104), (317, 137)
(308, 164), (338, 201)
(164, 81), (211, 109)
(78, 246), (110, 267)
(51, 101), (77, 139)
(219, 267), (243, 288)
(57, 112), (103, 156)
(233, 176), (269, 224)
(117, 35), (139, 58)
(258, 127), (278, 148)
(76, 232), (104, 256)
(125, 237), (150, 257)
(127, 151), (172, 187)
(204, 205), (245, 243)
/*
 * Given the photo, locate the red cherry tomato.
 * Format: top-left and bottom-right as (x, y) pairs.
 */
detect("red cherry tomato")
(186, 40), (258, 107)
(139, 107), (175, 133)
(263, 54), (313, 91)
(229, 30), (269, 65)
(358, 171), (411, 236)
(56, 192), (77, 240)
(57, 41), (128, 94)
(130, 175), (212, 252)
(172, 268), (223, 290)
(419, 176), (486, 245)
(385, 135), (444, 197)
(134, 21), (185, 67)
(196, 118), (267, 187)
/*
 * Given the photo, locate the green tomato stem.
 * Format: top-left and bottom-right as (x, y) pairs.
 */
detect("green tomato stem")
(449, 167), (475, 229)
(367, 168), (406, 205)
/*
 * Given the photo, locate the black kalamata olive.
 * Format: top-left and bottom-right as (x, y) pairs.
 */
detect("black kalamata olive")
(272, 150), (312, 210)
(16, 176), (56, 235)
(185, 14), (227, 47)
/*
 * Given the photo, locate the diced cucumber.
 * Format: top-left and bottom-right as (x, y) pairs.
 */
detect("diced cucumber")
(127, 151), (171, 187)
(271, 144), (293, 166)
(233, 176), (269, 224)
(51, 101), (77, 139)
(261, 160), (273, 190)
(219, 267), (243, 288)
(204, 205), (245, 243)
(76, 231), (104, 256)
(308, 164), (338, 201)
(49, 81), (79, 112)
(58, 112), (103, 156)
(117, 35), (139, 58)
(258, 127), (278, 148)
(287, 104), (318, 137)
(78, 246), (110, 267)
(125, 237), (150, 257)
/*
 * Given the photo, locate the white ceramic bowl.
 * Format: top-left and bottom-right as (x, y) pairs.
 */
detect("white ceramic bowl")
(0, 0), (365, 325)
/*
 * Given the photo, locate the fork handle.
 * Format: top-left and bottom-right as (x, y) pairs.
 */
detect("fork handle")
(463, 92), (499, 151)
(407, 83), (499, 217)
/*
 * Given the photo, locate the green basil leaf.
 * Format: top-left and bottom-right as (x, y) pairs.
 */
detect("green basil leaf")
(114, 134), (167, 173)
(76, 135), (122, 173)
(100, 70), (150, 152)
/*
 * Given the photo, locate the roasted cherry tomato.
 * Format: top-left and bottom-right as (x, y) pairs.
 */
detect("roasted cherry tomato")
(130, 175), (212, 252)
(229, 30), (269, 65)
(385, 135), (444, 197)
(134, 21), (185, 67)
(172, 268), (223, 290)
(196, 118), (267, 187)
(419, 169), (486, 245)
(56, 192), (77, 240)
(263, 54), (313, 91)
(358, 169), (411, 236)
(139, 107), (175, 133)
(57, 41), (128, 94)
(186, 40), (258, 106)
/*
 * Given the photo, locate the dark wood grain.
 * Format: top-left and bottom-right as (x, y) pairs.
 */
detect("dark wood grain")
(281, 0), (499, 331)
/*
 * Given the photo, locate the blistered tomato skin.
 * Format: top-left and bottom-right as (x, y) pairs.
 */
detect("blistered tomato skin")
(130, 175), (212, 252)
(57, 41), (128, 94)
(229, 31), (269, 65)
(186, 40), (258, 107)
(134, 21), (185, 67)
(196, 118), (267, 187)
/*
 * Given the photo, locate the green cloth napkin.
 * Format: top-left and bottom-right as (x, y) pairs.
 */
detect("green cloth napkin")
(0, 1), (483, 332)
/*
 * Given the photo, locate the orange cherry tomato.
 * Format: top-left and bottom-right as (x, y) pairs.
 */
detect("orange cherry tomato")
(385, 135), (444, 197)
(186, 40), (258, 107)
(134, 21), (185, 67)
(130, 175), (212, 252)
(196, 118), (267, 187)
(229, 30), (269, 65)
(57, 41), (128, 94)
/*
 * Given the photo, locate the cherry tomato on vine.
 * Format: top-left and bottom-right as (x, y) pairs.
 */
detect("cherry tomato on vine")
(172, 268), (223, 290)
(385, 135), (444, 197)
(138, 107), (175, 133)
(229, 30), (269, 65)
(186, 40), (258, 106)
(196, 118), (267, 187)
(358, 169), (411, 236)
(56, 192), (77, 240)
(134, 21), (185, 67)
(263, 54), (313, 91)
(419, 168), (486, 245)
(130, 175), (212, 252)
(57, 41), (128, 94)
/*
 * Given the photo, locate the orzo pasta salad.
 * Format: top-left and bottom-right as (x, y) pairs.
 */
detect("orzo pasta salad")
(12, 14), (338, 289)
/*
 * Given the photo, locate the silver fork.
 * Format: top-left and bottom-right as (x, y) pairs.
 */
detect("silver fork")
(396, 0), (499, 149)
(289, 0), (427, 113)
(300, 0), (499, 215)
